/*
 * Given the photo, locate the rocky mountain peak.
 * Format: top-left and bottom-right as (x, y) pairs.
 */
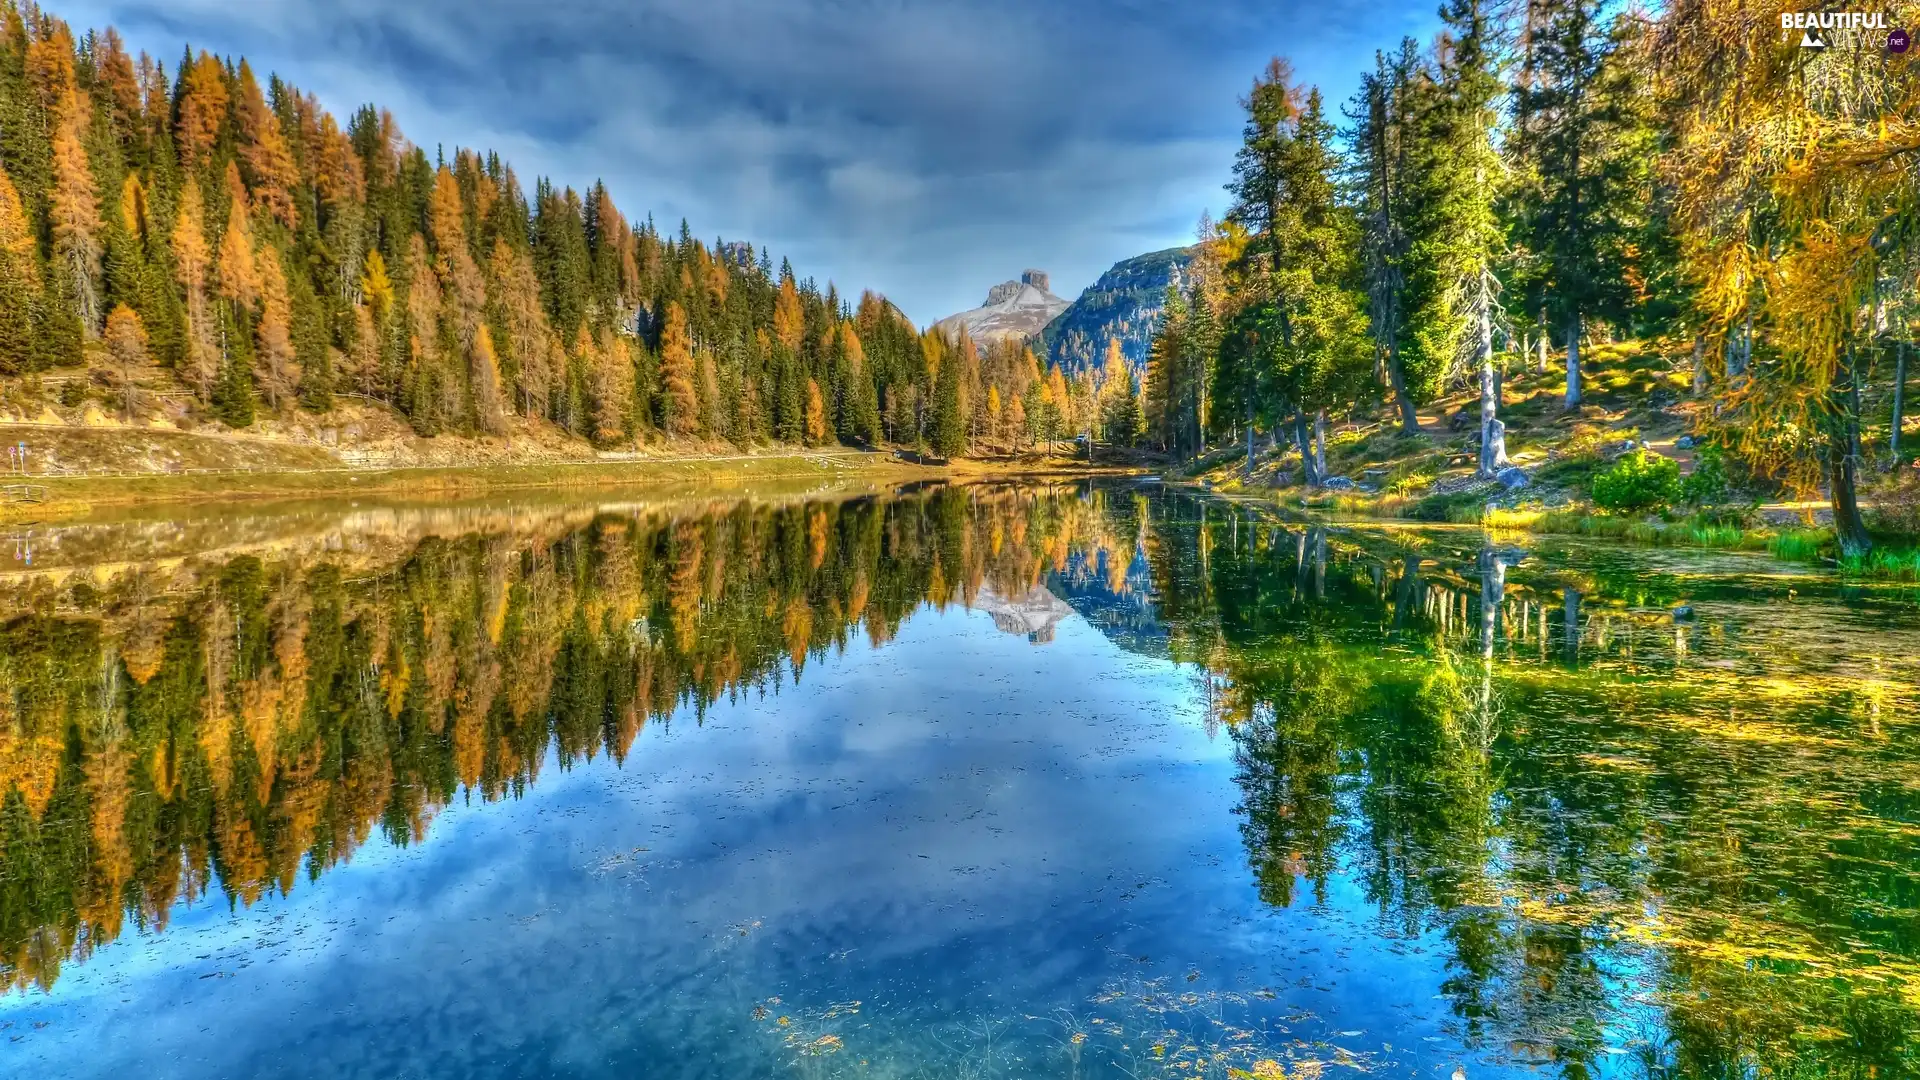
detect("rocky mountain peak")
(935, 270), (1071, 344)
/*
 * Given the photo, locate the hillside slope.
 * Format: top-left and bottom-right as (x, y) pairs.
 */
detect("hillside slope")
(1041, 247), (1194, 376)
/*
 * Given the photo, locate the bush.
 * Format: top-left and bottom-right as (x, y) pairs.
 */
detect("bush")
(1590, 450), (1682, 513)
(1680, 443), (1733, 506)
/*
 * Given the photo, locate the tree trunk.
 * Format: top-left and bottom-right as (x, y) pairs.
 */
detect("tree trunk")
(1728, 312), (1752, 382)
(1244, 404), (1256, 478)
(1893, 340), (1908, 464)
(1387, 344), (1419, 433)
(1690, 334), (1706, 397)
(1477, 313), (1505, 476)
(1564, 313), (1582, 410)
(1536, 309), (1549, 373)
(1293, 410), (1320, 486)
(1828, 369), (1872, 559)
(1312, 411), (1327, 478)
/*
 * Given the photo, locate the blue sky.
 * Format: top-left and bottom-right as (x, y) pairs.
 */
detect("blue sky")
(55, 0), (1442, 323)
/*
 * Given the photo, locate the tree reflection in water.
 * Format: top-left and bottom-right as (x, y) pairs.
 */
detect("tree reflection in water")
(2, 483), (1917, 1077)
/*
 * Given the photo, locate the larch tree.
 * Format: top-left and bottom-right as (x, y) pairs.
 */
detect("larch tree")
(1656, 0), (1918, 556)
(660, 299), (699, 436)
(254, 246), (296, 408)
(104, 304), (148, 418)
(805, 378), (828, 444)
(0, 159), (37, 374)
(234, 61), (298, 228)
(171, 183), (215, 395)
(174, 51), (228, 169)
(216, 177), (259, 312)
(49, 89), (101, 337)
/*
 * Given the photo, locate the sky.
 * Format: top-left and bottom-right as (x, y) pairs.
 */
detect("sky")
(54, 0), (1443, 324)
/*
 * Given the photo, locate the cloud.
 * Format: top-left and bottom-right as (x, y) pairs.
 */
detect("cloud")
(57, 0), (1438, 322)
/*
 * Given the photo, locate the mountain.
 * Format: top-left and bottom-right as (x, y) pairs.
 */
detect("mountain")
(932, 270), (1071, 344)
(1039, 247), (1195, 377)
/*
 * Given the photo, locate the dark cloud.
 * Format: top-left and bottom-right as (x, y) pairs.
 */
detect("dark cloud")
(58, 0), (1438, 321)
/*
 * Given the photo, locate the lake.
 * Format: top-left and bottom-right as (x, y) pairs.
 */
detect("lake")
(2, 481), (1917, 1078)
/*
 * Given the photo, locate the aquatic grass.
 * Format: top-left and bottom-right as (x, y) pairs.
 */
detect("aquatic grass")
(1769, 529), (1829, 562)
(1841, 546), (1920, 581)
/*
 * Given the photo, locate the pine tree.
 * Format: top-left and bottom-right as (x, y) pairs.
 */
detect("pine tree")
(931, 347), (965, 458)
(1225, 62), (1372, 482)
(212, 303), (256, 427)
(1510, 0), (1643, 409)
(1410, 0), (1510, 474)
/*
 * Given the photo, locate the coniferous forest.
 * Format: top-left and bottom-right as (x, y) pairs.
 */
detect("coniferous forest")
(1143, 0), (1917, 557)
(0, 2), (1139, 461)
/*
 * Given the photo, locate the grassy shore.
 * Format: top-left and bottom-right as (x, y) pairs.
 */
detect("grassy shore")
(0, 445), (1153, 524)
(0, 451), (920, 521)
(1224, 488), (1920, 582)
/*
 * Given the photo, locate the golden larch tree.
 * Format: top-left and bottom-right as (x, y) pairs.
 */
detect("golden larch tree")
(175, 52), (229, 168)
(49, 89), (102, 334)
(254, 246), (296, 408)
(660, 300), (699, 436)
(171, 183), (216, 394)
(104, 304), (148, 417)
(234, 61), (298, 227)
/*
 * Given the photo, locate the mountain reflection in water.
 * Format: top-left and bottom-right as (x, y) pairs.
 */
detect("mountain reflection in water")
(2, 482), (1918, 1078)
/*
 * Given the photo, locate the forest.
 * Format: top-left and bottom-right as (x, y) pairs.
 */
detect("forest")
(0, 2), (1134, 462)
(1142, 0), (1918, 556)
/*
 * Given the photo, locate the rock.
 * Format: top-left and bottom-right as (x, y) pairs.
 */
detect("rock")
(1496, 466), (1530, 491)
(1671, 605), (1695, 622)
(1676, 435), (1695, 449)
(934, 271), (1071, 344)
(1321, 476), (1356, 490)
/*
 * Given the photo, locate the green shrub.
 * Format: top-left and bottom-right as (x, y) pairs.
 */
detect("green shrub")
(1590, 450), (1682, 513)
(1680, 443), (1733, 506)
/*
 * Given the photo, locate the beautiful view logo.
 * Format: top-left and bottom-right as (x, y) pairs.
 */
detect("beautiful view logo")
(1778, 10), (1905, 49)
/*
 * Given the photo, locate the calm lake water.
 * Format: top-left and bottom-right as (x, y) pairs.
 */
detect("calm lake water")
(2, 482), (1917, 1078)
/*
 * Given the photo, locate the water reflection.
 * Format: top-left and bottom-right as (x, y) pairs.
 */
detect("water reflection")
(2, 484), (1918, 1078)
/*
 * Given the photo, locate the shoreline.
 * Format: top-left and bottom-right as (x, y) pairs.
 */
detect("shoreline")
(0, 446), (1149, 524)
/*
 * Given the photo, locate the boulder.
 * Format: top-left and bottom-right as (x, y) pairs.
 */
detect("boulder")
(1320, 476), (1356, 490)
(1671, 605), (1695, 622)
(1675, 435), (1695, 449)
(1496, 466), (1530, 491)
